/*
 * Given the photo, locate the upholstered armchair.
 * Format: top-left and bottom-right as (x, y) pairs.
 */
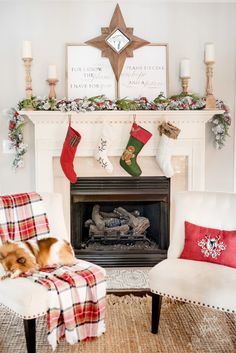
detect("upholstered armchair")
(0, 193), (68, 353)
(149, 191), (236, 334)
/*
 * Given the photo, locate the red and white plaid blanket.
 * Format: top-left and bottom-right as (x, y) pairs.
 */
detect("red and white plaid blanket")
(25, 262), (106, 350)
(0, 192), (106, 350)
(0, 192), (50, 242)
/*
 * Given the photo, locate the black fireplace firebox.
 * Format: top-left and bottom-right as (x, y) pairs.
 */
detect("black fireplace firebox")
(71, 177), (170, 267)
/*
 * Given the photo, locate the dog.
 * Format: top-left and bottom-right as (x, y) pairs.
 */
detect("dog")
(0, 238), (77, 279)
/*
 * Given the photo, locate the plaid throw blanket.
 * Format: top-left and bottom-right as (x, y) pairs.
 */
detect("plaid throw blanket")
(0, 192), (50, 242)
(25, 262), (106, 350)
(0, 192), (106, 349)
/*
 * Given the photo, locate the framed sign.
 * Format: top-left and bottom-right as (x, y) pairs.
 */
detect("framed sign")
(66, 44), (117, 100)
(118, 44), (168, 100)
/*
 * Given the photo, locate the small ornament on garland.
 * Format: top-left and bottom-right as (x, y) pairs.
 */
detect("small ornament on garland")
(7, 108), (28, 169)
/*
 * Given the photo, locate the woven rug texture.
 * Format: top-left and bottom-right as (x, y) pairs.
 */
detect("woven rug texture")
(0, 295), (235, 353)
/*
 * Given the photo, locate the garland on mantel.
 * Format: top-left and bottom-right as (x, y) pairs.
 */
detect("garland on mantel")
(8, 108), (28, 169)
(7, 94), (231, 169)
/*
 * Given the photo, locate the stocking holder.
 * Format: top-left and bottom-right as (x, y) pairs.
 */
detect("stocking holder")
(205, 61), (216, 109)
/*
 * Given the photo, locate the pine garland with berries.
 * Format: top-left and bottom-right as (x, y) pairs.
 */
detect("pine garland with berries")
(7, 108), (28, 169)
(8, 93), (231, 169)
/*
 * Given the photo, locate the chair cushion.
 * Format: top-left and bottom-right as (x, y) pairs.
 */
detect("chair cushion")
(149, 258), (236, 313)
(0, 266), (48, 318)
(180, 221), (236, 268)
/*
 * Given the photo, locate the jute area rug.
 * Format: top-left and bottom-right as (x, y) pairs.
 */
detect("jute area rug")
(0, 295), (235, 353)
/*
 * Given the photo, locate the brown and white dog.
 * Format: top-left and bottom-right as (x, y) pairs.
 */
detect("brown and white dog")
(0, 238), (77, 280)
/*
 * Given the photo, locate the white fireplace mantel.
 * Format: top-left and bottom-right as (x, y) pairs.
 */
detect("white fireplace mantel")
(25, 109), (222, 193)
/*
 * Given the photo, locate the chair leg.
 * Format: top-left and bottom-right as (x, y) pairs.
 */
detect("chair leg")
(151, 292), (162, 334)
(23, 318), (36, 353)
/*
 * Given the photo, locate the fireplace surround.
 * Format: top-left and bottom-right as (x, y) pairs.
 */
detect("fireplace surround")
(24, 109), (222, 244)
(71, 176), (170, 267)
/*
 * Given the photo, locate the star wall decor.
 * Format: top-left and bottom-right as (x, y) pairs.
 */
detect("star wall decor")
(85, 4), (150, 81)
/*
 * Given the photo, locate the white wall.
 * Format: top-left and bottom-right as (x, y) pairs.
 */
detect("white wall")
(0, 0), (235, 194)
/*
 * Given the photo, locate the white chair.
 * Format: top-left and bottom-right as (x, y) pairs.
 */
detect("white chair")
(149, 191), (236, 333)
(0, 193), (73, 353)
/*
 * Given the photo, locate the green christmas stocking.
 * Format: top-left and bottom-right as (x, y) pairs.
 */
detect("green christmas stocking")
(120, 122), (152, 177)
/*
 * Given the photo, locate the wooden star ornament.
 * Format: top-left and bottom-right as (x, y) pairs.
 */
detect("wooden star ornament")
(85, 4), (150, 81)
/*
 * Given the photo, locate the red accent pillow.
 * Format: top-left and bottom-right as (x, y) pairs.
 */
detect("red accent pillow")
(180, 221), (236, 268)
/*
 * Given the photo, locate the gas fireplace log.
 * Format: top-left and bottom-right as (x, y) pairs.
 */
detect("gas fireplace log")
(84, 219), (94, 228)
(131, 210), (140, 217)
(114, 207), (140, 228)
(104, 218), (121, 228)
(132, 217), (150, 235)
(100, 211), (120, 218)
(92, 204), (105, 231)
(89, 224), (130, 236)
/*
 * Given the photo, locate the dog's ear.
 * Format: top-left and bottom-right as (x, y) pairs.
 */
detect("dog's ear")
(17, 257), (26, 265)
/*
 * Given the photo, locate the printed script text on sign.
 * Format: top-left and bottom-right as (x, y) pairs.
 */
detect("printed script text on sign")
(67, 46), (116, 100)
(119, 45), (167, 100)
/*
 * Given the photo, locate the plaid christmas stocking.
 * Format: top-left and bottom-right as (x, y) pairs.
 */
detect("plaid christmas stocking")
(95, 124), (113, 174)
(120, 122), (152, 177)
(60, 123), (81, 183)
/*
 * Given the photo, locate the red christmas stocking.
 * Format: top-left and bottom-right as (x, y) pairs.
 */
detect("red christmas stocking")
(60, 123), (81, 183)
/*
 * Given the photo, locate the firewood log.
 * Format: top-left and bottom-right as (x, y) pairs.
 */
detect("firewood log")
(84, 219), (94, 228)
(104, 218), (121, 228)
(131, 210), (140, 217)
(92, 204), (105, 231)
(132, 217), (150, 235)
(114, 207), (140, 228)
(100, 211), (120, 218)
(89, 224), (130, 236)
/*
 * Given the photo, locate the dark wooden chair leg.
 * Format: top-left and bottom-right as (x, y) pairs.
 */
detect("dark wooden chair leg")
(151, 292), (162, 334)
(24, 318), (36, 353)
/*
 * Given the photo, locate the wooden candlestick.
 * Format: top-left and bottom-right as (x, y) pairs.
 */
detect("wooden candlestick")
(205, 61), (216, 109)
(22, 58), (33, 99)
(47, 79), (58, 99)
(180, 77), (190, 95)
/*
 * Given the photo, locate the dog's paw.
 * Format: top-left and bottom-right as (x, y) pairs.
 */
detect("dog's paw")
(10, 269), (22, 279)
(0, 273), (11, 280)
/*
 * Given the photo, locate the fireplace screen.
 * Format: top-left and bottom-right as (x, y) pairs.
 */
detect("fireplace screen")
(71, 177), (170, 267)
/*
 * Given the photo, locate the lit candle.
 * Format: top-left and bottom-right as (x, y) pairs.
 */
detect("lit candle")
(205, 43), (215, 63)
(22, 40), (32, 58)
(180, 59), (190, 78)
(48, 65), (57, 79)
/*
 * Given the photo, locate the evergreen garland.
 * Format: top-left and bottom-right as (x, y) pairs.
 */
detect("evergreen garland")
(7, 94), (231, 169)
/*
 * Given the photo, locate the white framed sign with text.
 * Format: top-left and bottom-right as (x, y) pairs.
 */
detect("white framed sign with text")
(66, 44), (116, 100)
(118, 44), (168, 100)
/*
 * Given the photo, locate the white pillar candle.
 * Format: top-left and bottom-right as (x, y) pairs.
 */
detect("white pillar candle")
(205, 43), (215, 63)
(180, 59), (190, 78)
(48, 65), (57, 79)
(22, 40), (32, 58)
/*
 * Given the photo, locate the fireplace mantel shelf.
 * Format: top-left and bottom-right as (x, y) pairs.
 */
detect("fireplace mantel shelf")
(24, 109), (223, 125)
